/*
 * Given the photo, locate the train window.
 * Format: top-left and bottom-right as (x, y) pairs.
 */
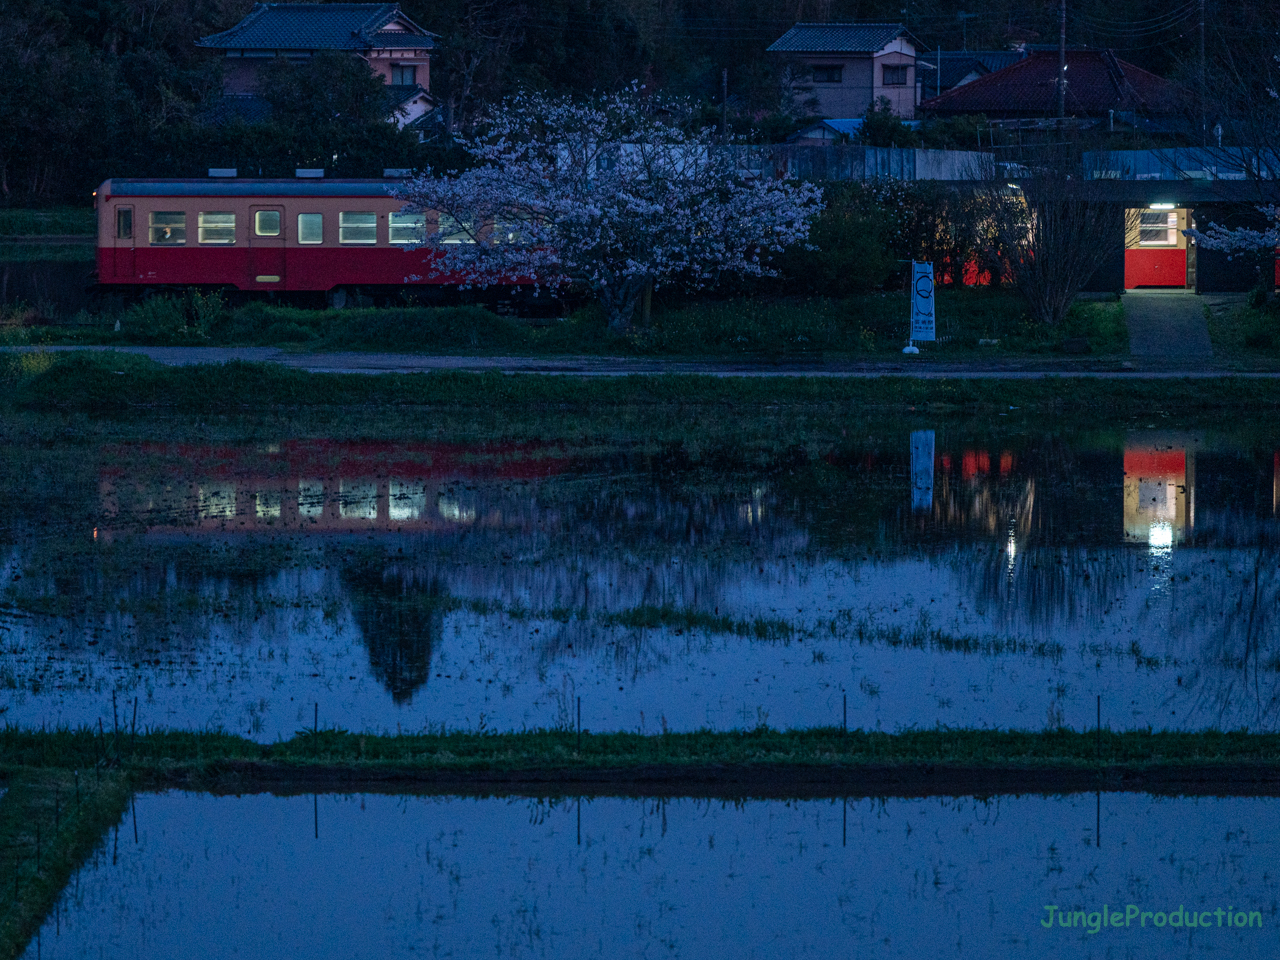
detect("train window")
(438, 215), (476, 244)
(339, 212), (377, 244)
(494, 217), (530, 245)
(297, 213), (323, 244)
(149, 212), (186, 245)
(254, 210), (281, 237)
(115, 208), (133, 240)
(389, 212), (425, 245)
(198, 212), (236, 244)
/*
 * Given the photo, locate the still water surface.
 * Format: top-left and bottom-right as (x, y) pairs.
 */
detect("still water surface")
(25, 790), (1280, 959)
(2, 424), (1278, 737)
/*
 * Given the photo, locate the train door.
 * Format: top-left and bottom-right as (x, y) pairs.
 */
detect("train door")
(249, 206), (286, 287)
(114, 205), (135, 280)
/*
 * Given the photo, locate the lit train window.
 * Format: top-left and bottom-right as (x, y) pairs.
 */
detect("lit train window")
(494, 217), (529, 244)
(298, 213), (323, 244)
(115, 208), (132, 240)
(198, 212), (235, 244)
(149, 212), (185, 245)
(438, 214), (476, 244)
(254, 210), (281, 237)
(389, 212), (425, 244)
(339, 212), (377, 244)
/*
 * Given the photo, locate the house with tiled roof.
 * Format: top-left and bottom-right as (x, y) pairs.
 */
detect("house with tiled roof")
(917, 49), (1180, 122)
(198, 3), (437, 127)
(919, 50), (1026, 99)
(768, 22), (920, 119)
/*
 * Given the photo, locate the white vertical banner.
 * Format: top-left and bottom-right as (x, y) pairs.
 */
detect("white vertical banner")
(911, 429), (935, 512)
(910, 261), (936, 342)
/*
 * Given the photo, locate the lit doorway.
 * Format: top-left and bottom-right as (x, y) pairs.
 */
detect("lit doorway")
(1125, 205), (1192, 289)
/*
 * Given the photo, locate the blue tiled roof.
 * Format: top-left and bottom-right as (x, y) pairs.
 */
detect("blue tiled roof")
(198, 3), (436, 51)
(768, 23), (910, 54)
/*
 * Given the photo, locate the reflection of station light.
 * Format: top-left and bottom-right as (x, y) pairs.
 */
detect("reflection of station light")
(1123, 445), (1194, 547)
(390, 481), (427, 521)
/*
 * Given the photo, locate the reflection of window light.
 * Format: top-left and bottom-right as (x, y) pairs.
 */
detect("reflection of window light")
(197, 483), (236, 519)
(256, 490), (282, 519)
(389, 480), (426, 521)
(438, 496), (476, 523)
(298, 480), (324, 518)
(1148, 520), (1174, 550)
(339, 480), (378, 520)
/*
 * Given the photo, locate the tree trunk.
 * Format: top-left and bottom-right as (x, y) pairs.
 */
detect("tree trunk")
(600, 277), (648, 333)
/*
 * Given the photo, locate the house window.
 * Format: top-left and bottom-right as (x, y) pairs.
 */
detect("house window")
(149, 211), (185, 245)
(883, 64), (909, 86)
(438, 215), (475, 244)
(297, 213), (324, 244)
(339, 212), (378, 244)
(811, 64), (842, 83)
(1139, 210), (1177, 245)
(115, 208), (132, 240)
(389, 212), (425, 244)
(198, 212), (236, 244)
(390, 64), (417, 85)
(254, 210), (281, 237)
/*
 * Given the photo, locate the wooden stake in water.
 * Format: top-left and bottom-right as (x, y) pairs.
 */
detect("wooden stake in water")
(1096, 694), (1101, 762)
(132, 795), (138, 844)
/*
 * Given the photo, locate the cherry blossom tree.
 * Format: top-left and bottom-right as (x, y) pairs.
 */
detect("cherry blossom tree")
(393, 86), (824, 331)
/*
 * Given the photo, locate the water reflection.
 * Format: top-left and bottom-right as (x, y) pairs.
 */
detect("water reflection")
(26, 791), (1280, 959)
(3, 429), (1280, 737)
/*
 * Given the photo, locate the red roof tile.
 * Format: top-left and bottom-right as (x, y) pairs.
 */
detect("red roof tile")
(918, 50), (1180, 117)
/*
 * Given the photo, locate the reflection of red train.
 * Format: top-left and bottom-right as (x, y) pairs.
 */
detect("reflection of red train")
(97, 440), (575, 535)
(94, 178), (514, 301)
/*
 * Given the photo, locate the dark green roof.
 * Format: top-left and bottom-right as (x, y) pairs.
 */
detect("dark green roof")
(198, 3), (436, 52)
(767, 23), (912, 54)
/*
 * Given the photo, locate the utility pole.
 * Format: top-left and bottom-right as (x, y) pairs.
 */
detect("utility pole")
(1056, 0), (1067, 119)
(721, 68), (729, 143)
(1199, 0), (1206, 145)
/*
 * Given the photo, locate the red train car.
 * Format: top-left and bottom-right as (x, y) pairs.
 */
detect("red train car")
(94, 178), (489, 302)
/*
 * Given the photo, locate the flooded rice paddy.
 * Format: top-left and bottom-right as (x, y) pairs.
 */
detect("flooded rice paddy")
(2, 421), (1279, 738)
(25, 789), (1279, 959)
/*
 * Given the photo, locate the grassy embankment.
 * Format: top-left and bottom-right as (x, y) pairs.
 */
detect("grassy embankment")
(6, 286), (1127, 357)
(4, 728), (1280, 792)
(2, 350), (1277, 420)
(0, 208), (96, 267)
(0, 769), (132, 960)
(1206, 296), (1280, 360)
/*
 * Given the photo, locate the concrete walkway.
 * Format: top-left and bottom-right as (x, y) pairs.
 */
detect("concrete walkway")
(1124, 290), (1214, 358)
